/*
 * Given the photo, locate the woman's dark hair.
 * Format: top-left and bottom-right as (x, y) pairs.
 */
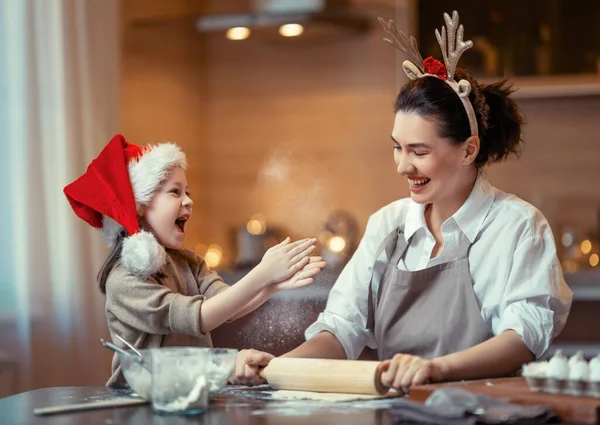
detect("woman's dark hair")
(97, 231), (125, 294)
(394, 69), (525, 167)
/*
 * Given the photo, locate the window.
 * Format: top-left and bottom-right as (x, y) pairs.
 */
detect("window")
(0, 4), (19, 316)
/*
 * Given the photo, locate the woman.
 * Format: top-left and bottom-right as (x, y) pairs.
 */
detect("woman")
(232, 11), (573, 390)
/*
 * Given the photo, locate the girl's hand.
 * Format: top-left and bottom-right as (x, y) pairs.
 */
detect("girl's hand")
(272, 256), (327, 291)
(256, 237), (317, 286)
(380, 354), (446, 390)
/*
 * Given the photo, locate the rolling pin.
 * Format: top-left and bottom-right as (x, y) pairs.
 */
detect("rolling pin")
(258, 358), (389, 395)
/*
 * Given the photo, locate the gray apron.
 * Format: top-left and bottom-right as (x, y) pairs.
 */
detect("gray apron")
(367, 226), (493, 360)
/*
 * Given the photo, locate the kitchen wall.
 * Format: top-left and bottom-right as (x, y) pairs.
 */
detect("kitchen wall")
(120, 1), (210, 253)
(121, 0), (401, 266)
(488, 95), (600, 242)
(120, 1), (600, 268)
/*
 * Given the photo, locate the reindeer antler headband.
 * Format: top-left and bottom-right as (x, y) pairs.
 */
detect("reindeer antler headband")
(378, 11), (478, 137)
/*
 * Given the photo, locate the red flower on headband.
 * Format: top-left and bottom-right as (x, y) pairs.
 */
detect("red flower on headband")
(422, 56), (447, 81)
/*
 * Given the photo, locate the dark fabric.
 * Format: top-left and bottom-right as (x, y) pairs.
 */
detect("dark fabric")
(389, 387), (558, 425)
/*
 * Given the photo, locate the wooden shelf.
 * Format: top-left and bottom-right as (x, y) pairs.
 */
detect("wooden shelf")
(479, 74), (600, 99)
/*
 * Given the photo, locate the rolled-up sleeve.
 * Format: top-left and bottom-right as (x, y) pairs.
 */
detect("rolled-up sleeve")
(106, 268), (204, 337)
(495, 226), (573, 358)
(304, 297), (371, 360)
(194, 254), (230, 298)
(305, 213), (388, 360)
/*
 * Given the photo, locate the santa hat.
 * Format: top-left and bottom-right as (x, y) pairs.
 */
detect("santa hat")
(64, 134), (186, 279)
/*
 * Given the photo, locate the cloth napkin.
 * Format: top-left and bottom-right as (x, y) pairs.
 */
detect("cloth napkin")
(388, 387), (558, 425)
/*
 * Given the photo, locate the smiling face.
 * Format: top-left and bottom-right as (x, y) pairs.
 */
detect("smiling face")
(140, 166), (193, 249)
(392, 111), (476, 206)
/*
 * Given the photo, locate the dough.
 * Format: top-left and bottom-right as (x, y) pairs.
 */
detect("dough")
(219, 385), (401, 403)
(268, 389), (399, 402)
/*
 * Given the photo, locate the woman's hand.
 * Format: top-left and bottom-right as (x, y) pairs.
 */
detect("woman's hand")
(272, 256), (327, 291)
(229, 349), (275, 386)
(255, 237), (317, 286)
(380, 354), (447, 390)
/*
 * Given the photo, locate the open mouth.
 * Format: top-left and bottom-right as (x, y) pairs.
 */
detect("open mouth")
(175, 215), (189, 233)
(408, 177), (431, 188)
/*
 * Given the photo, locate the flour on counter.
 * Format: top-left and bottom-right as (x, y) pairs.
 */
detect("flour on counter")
(219, 385), (400, 402)
(250, 398), (399, 417)
(217, 385), (401, 417)
(269, 389), (389, 402)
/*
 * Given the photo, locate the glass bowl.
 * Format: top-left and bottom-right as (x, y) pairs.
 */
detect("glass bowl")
(118, 347), (238, 401)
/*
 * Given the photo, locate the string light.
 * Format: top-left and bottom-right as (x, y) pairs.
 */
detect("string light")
(279, 23), (304, 37)
(226, 27), (250, 40)
(561, 233), (573, 247)
(246, 214), (266, 235)
(328, 236), (346, 253)
(581, 240), (592, 254)
(205, 244), (223, 268)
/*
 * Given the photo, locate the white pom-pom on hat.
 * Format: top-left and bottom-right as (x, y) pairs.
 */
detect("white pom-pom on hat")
(121, 230), (167, 280)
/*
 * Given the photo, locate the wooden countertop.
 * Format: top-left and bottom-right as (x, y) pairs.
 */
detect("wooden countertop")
(410, 377), (600, 424)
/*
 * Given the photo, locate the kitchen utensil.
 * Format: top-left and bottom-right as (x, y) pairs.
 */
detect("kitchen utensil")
(33, 397), (147, 416)
(115, 333), (144, 360)
(99, 338), (147, 368)
(258, 358), (388, 395)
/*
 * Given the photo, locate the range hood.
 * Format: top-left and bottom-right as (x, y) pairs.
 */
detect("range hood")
(195, 0), (371, 39)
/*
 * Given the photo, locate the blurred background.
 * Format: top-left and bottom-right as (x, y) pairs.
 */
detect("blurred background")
(1, 0), (600, 396)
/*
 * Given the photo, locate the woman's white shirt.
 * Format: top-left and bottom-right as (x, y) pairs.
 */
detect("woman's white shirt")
(305, 175), (573, 360)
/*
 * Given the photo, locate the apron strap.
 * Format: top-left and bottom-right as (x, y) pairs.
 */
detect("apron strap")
(366, 226), (409, 330)
(389, 227), (411, 266)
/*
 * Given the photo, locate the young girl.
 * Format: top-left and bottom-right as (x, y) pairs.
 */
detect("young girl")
(64, 134), (325, 386)
(232, 11), (573, 389)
